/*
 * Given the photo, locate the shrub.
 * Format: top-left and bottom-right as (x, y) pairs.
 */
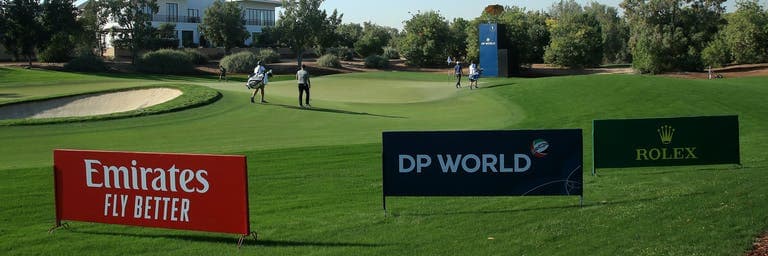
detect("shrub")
(255, 48), (280, 64)
(182, 49), (209, 65)
(38, 33), (75, 63)
(364, 55), (389, 69)
(136, 49), (195, 74)
(702, 36), (732, 68)
(317, 54), (341, 68)
(327, 47), (355, 61)
(64, 54), (109, 72)
(382, 46), (400, 60)
(220, 51), (258, 73)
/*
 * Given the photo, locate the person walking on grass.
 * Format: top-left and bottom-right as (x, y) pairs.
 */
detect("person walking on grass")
(250, 61), (269, 103)
(454, 61), (463, 88)
(297, 64), (311, 108)
(469, 61), (478, 89)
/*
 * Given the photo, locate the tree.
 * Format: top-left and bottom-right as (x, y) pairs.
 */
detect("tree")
(276, 0), (342, 66)
(701, 33), (731, 67)
(198, 0), (248, 54)
(0, 1), (7, 50)
(621, 0), (726, 73)
(2, 0), (41, 67)
(78, 0), (110, 56)
(106, 0), (159, 64)
(524, 10), (551, 64)
(354, 22), (391, 57)
(446, 18), (469, 59)
(544, 1), (603, 68)
(38, 0), (80, 62)
(399, 11), (450, 67)
(585, 2), (631, 63)
(723, 0), (768, 64)
(336, 23), (363, 48)
(314, 9), (342, 54)
(254, 26), (280, 47)
(154, 23), (179, 49)
(466, 6), (549, 71)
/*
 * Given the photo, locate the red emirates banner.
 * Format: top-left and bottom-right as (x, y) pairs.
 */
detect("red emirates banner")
(53, 149), (250, 235)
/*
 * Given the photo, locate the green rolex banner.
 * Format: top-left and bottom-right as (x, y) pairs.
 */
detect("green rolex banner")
(593, 115), (740, 174)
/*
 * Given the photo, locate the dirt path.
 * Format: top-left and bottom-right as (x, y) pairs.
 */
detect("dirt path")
(662, 64), (768, 79)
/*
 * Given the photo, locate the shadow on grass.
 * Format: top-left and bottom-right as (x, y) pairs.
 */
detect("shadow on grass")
(395, 202), (583, 217)
(70, 229), (387, 247)
(482, 82), (517, 89)
(0, 93), (22, 98)
(271, 103), (406, 119)
(393, 192), (706, 217)
(596, 164), (745, 176)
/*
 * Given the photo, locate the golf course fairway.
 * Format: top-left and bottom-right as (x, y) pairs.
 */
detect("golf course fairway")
(1, 67), (767, 255)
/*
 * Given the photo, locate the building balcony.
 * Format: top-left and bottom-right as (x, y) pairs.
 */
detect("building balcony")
(152, 15), (201, 24)
(244, 19), (275, 26)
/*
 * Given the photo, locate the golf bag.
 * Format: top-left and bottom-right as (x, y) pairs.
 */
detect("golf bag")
(245, 70), (273, 89)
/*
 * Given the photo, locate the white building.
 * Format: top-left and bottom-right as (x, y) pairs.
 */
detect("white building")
(78, 0), (281, 48)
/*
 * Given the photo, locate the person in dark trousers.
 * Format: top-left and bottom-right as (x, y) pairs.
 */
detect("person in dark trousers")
(297, 64), (311, 108)
(454, 61), (463, 88)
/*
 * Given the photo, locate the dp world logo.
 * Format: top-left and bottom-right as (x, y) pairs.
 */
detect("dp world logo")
(531, 139), (549, 158)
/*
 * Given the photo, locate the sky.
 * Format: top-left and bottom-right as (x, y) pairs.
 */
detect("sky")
(305, 0), (757, 30)
(72, 0), (764, 30)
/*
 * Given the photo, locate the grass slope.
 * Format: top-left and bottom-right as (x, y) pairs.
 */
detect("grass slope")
(0, 68), (767, 255)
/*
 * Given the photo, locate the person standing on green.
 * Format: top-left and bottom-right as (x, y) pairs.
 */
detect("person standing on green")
(454, 61), (463, 88)
(219, 65), (227, 82)
(297, 64), (311, 108)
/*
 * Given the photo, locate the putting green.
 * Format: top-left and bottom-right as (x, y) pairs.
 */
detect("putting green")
(0, 70), (520, 170)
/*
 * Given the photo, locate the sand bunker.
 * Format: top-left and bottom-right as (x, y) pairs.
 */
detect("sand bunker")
(0, 88), (182, 120)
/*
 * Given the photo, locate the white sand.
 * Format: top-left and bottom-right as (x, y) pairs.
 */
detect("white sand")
(0, 88), (182, 120)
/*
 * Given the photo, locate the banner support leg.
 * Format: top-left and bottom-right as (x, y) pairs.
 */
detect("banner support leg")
(48, 222), (69, 234)
(579, 196), (584, 207)
(382, 195), (387, 217)
(237, 231), (258, 248)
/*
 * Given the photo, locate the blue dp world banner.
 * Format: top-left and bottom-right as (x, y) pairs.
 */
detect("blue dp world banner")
(382, 130), (583, 197)
(593, 115), (740, 171)
(479, 23), (499, 77)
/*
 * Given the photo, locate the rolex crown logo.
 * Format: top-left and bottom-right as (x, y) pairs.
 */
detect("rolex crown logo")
(657, 125), (675, 144)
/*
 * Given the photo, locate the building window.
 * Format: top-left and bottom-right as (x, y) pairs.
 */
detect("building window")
(187, 9), (200, 23)
(245, 9), (275, 26)
(167, 3), (178, 22)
